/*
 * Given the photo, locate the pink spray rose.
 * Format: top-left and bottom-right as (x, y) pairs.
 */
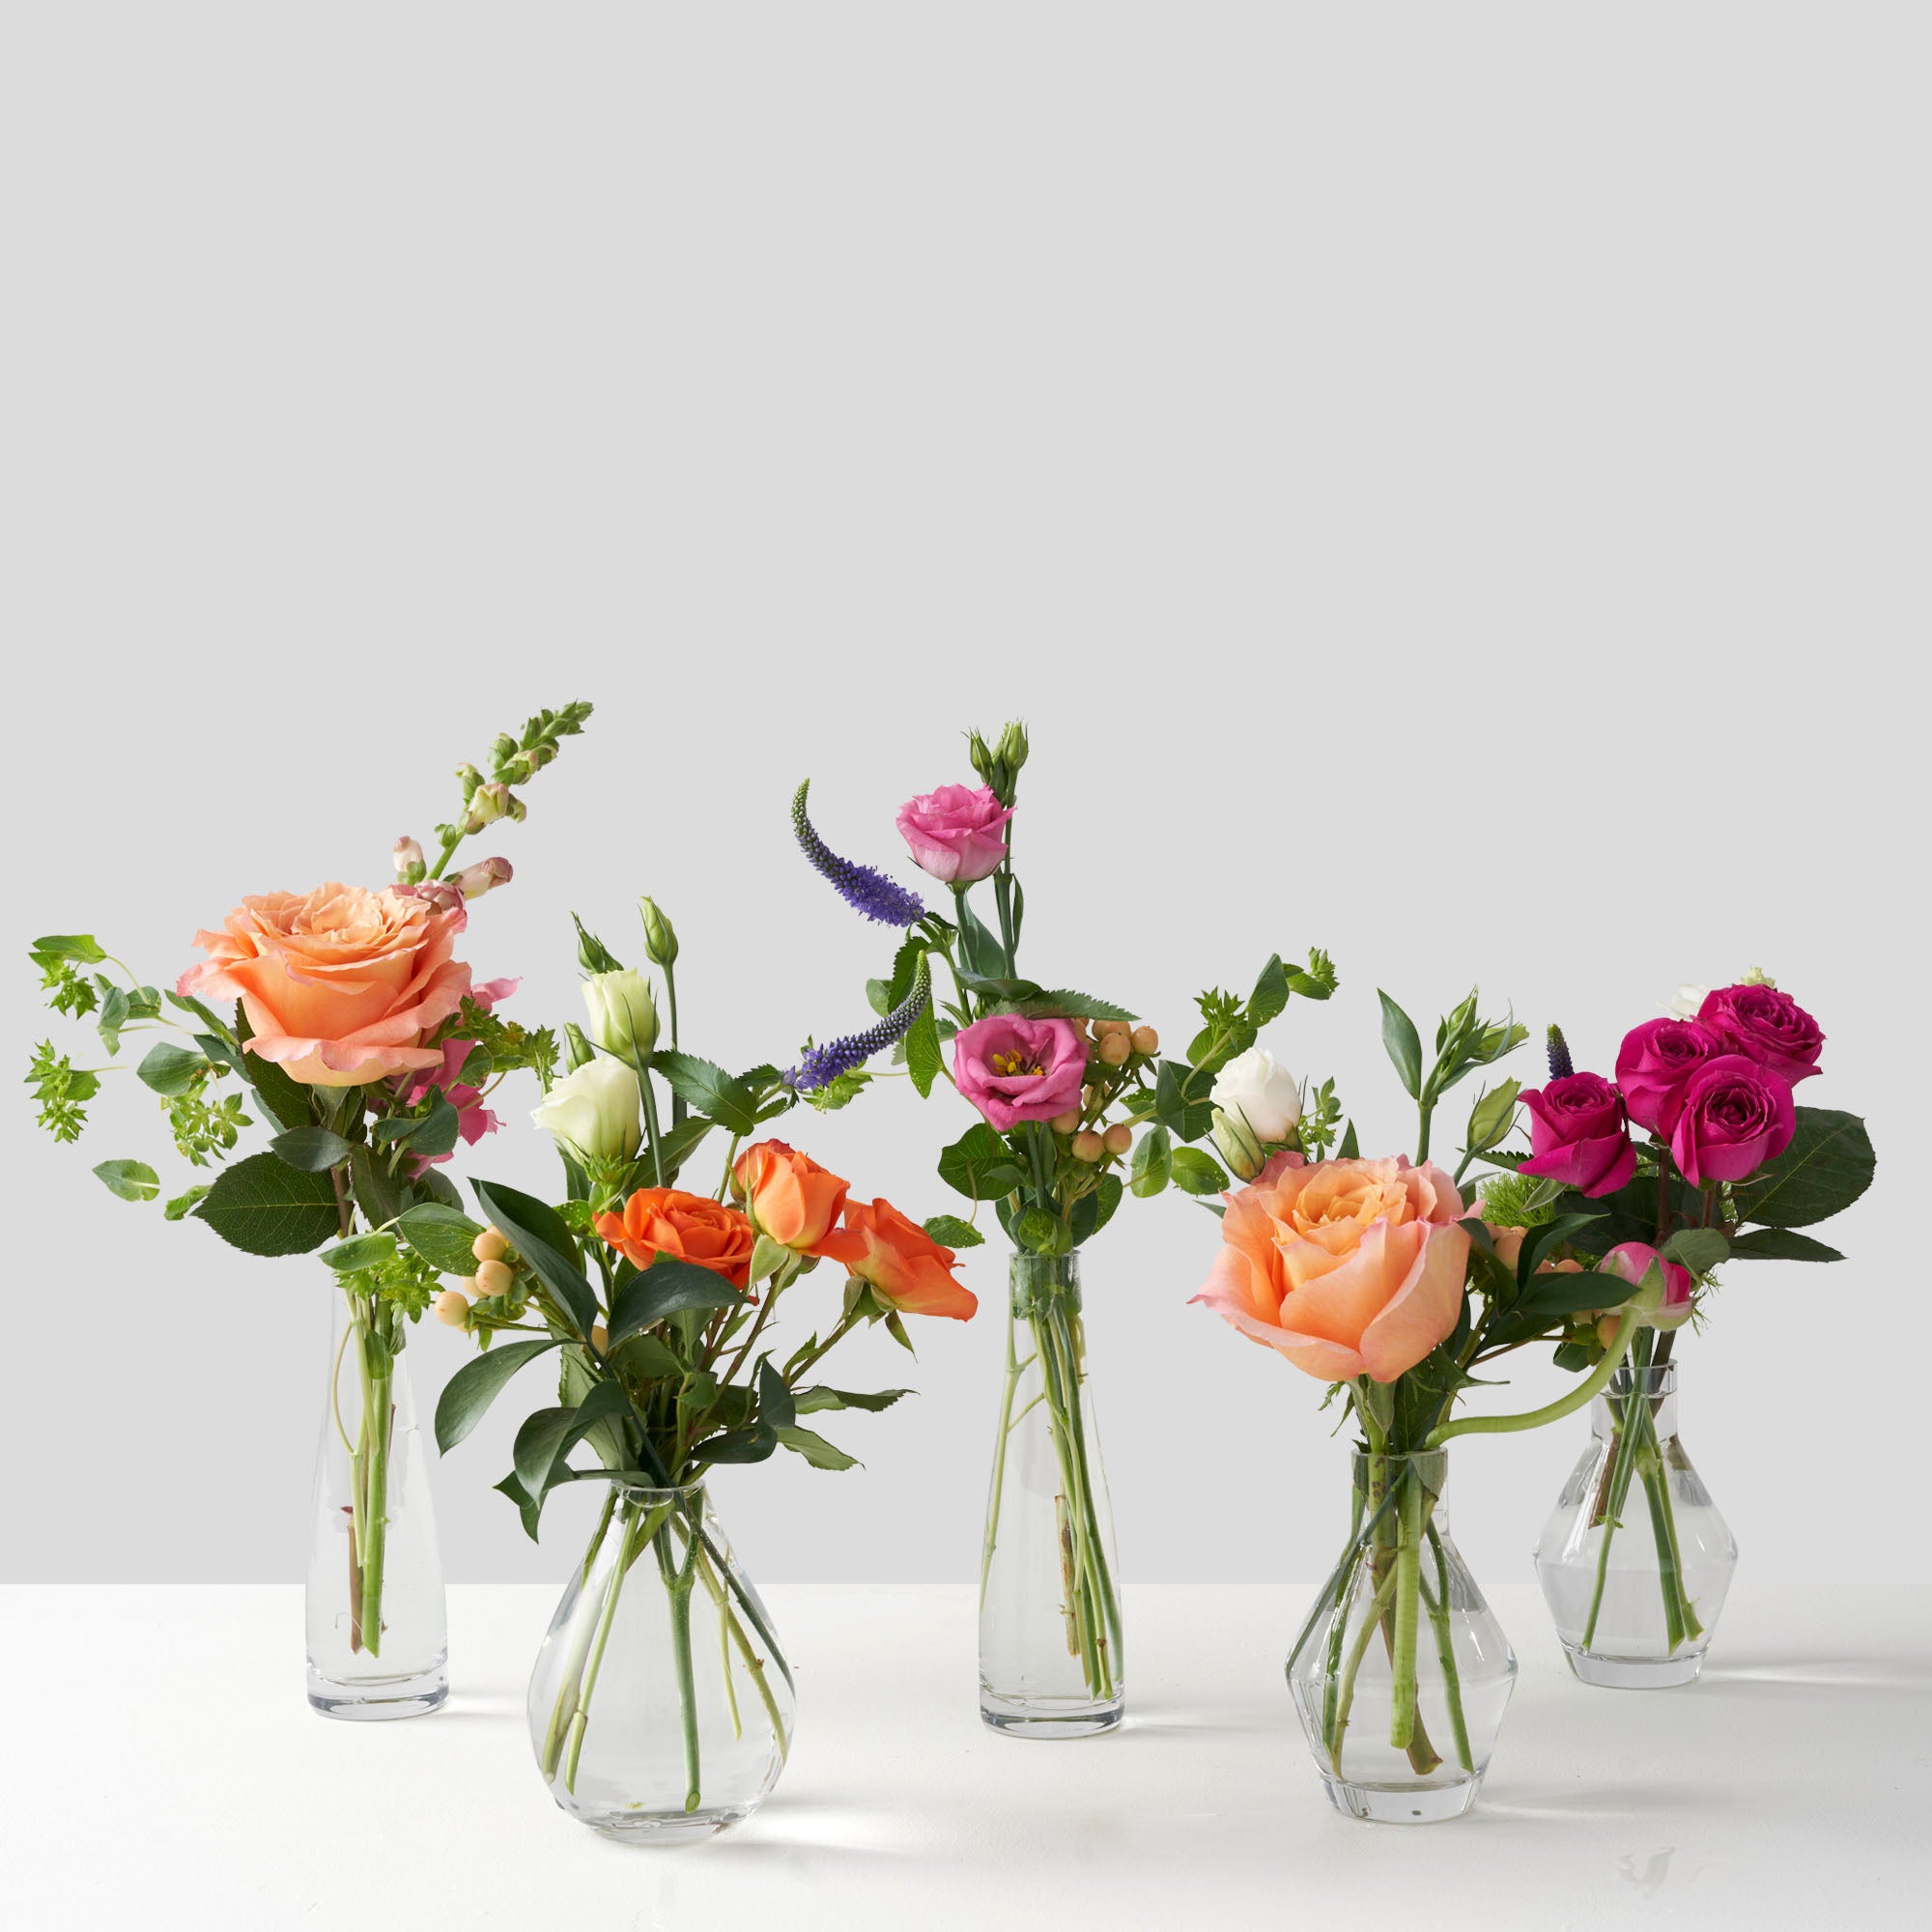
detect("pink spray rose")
(1615, 1017), (1726, 1135)
(895, 784), (1015, 885)
(1598, 1241), (1696, 1330)
(952, 1013), (1087, 1130)
(1696, 983), (1824, 1087)
(1519, 1071), (1636, 1198)
(1667, 1054), (1796, 1185)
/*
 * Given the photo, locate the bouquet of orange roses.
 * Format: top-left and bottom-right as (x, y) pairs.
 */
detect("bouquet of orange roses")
(430, 897), (976, 1843)
(25, 703), (590, 1719)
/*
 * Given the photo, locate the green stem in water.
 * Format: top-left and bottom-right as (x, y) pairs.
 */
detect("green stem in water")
(1388, 1468), (1423, 1749)
(1421, 1521), (1474, 1774)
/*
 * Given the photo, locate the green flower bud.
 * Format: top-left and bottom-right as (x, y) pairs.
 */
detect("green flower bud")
(1211, 1106), (1265, 1182)
(996, 719), (1029, 776)
(583, 968), (659, 1060)
(638, 896), (678, 967)
(562, 1022), (596, 1070)
(966, 729), (998, 786)
(454, 763), (485, 803)
(491, 732), (519, 769)
(572, 915), (624, 976)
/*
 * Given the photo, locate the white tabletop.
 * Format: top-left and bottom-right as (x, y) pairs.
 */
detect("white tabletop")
(4, 1581), (1924, 1930)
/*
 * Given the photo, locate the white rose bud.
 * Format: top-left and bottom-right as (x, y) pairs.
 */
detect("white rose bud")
(1211, 1107), (1265, 1181)
(1666, 983), (1713, 1019)
(530, 1057), (641, 1165)
(1209, 1046), (1301, 1144)
(582, 968), (659, 1060)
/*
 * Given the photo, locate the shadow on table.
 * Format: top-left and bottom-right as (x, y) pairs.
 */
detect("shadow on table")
(1697, 1657), (1932, 1697)
(1477, 1781), (1709, 1826)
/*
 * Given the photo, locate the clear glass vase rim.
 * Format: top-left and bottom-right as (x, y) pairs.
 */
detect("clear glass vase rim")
(1607, 1362), (1678, 1394)
(615, 1480), (707, 1506)
(1347, 1446), (1451, 1483)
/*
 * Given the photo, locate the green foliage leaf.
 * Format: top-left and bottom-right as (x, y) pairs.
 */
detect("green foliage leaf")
(1378, 991), (1423, 1099)
(1152, 1061), (1215, 1141)
(773, 1424), (860, 1470)
(195, 1152), (340, 1255)
(1247, 954), (1291, 1028)
(607, 1258), (743, 1345)
(131, 1041), (205, 1098)
(397, 1202), (487, 1276)
(512, 1381), (635, 1502)
(921, 1213), (984, 1249)
(1021, 989), (1134, 1021)
(952, 894), (1005, 979)
(228, 1006), (309, 1133)
(93, 1158), (158, 1203)
(937, 1123), (1027, 1202)
(1727, 1227), (1844, 1263)
(164, 1184), (210, 1221)
(348, 1144), (402, 1230)
(1519, 1211), (1607, 1288)
(31, 934), (107, 966)
(757, 1357), (796, 1430)
(1130, 1123), (1173, 1198)
(866, 978), (895, 1018)
(652, 1052), (761, 1135)
(269, 1126), (355, 1173)
(1169, 1146), (1230, 1196)
(905, 998), (943, 1098)
(793, 1385), (911, 1414)
(1730, 1107), (1875, 1230)
(1013, 1207), (1072, 1255)
(435, 1338), (561, 1453)
(322, 1233), (398, 1272)
(471, 1179), (599, 1341)
(1069, 1174), (1123, 1245)
(1660, 1227), (1729, 1273)
(695, 1426), (779, 1464)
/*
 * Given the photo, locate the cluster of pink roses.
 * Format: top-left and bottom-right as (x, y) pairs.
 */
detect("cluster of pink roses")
(1520, 982), (1822, 1197)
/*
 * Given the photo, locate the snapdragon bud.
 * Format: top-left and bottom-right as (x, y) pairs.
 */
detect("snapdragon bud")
(465, 782), (523, 832)
(583, 968), (660, 1059)
(454, 763), (485, 803)
(491, 732), (519, 769)
(1211, 1106), (1265, 1181)
(638, 896), (678, 967)
(455, 856), (513, 901)
(392, 836), (426, 885)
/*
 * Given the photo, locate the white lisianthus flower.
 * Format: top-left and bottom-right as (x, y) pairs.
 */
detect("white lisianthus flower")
(1210, 1047), (1301, 1143)
(530, 1057), (641, 1164)
(582, 967), (660, 1059)
(1666, 983), (1713, 1019)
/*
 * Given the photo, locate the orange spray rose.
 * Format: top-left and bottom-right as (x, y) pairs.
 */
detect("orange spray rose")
(595, 1187), (757, 1290)
(731, 1140), (867, 1263)
(841, 1198), (977, 1321)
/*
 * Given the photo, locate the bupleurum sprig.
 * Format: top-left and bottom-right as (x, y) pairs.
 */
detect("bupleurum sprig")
(791, 779), (926, 927)
(787, 960), (931, 1092)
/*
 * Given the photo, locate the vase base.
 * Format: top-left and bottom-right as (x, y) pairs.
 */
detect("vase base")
(579, 1805), (755, 1847)
(1319, 1774), (1482, 1825)
(980, 1693), (1123, 1740)
(307, 1654), (449, 1720)
(1562, 1645), (1704, 1690)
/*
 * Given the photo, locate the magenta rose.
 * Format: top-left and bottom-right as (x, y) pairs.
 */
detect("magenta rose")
(1519, 1071), (1635, 1198)
(952, 1013), (1087, 1130)
(1696, 983), (1824, 1087)
(1598, 1241), (1696, 1330)
(1615, 1017), (1726, 1135)
(1668, 1054), (1796, 1185)
(895, 784), (1015, 885)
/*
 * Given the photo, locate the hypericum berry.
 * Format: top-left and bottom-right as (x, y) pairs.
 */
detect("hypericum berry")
(433, 1290), (470, 1328)
(474, 1258), (515, 1298)
(1098, 1032), (1130, 1066)
(1071, 1131), (1105, 1163)
(1049, 1110), (1082, 1134)
(472, 1229), (510, 1265)
(1130, 1026), (1158, 1056)
(1102, 1122), (1132, 1155)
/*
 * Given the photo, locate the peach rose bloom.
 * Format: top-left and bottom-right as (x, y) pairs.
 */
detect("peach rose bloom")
(179, 883), (472, 1087)
(1193, 1153), (1471, 1383)
(842, 1198), (977, 1321)
(595, 1187), (757, 1290)
(732, 1140), (867, 1263)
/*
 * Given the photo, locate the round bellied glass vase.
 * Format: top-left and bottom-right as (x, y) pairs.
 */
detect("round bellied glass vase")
(526, 1481), (796, 1844)
(1288, 1448), (1517, 1823)
(980, 1249), (1123, 1738)
(1533, 1360), (1737, 1688)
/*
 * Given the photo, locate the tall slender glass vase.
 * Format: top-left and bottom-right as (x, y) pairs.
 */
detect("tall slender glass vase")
(980, 1250), (1123, 1738)
(1288, 1449), (1516, 1822)
(306, 1287), (448, 1719)
(1534, 1361), (1736, 1687)
(527, 1483), (796, 1844)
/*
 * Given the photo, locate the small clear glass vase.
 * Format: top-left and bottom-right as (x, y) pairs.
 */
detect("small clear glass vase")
(527, 1482), (796, 1844)
(306, 1287), (447, 1719)
(980, 1250), (1123, 1738)
(1288, 1449), (1515, 1823)
(1534, 1361), (1737, 1688)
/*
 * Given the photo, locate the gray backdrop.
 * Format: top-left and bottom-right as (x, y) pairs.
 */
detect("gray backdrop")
(4, 4), (1920, 1588)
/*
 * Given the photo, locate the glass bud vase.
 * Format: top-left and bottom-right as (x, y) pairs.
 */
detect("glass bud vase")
(980, 1250), (1123, 1738)
(1534, 1361), (1737, 1688)
(527, 1483), (796, 1845)
(307, 1287), (447, 1719)
(1288, 1449), (1515, 1823)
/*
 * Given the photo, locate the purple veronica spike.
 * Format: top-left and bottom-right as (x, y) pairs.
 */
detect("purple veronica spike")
(787, 963), (931, 1092)
(1546, 1024), (1575, 1083)
(792, 779), (925, 926)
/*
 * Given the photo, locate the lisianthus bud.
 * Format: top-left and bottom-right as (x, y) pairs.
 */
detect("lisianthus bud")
(638, 896), (678, 967)
(392, 836), (426, 884)
(1210, 1047), (1301, 1143)
(967, 729), (998, 786)
(1071, 1130), (1104, 1162)
(471, 1229), (509, 1264)
(997, 720), (1029, 776)
(473, 1258), (515, 1298)
(1211, 1106), (1265, 1180)
(1130, 1026), (1158, 1057)
(530, 1057), (642, 1165)
(455, 856), (512, 901)
(583, 968), (659, 1059)
(433, 1289), (469, 1327)
(1102, 1122), (1132, 1155)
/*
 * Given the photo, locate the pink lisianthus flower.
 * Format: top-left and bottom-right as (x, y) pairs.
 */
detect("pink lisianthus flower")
(1519, 1072), (1636, 1198)
(952, 1013), (1087, 1129)
(895, 784), (1015, 885)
